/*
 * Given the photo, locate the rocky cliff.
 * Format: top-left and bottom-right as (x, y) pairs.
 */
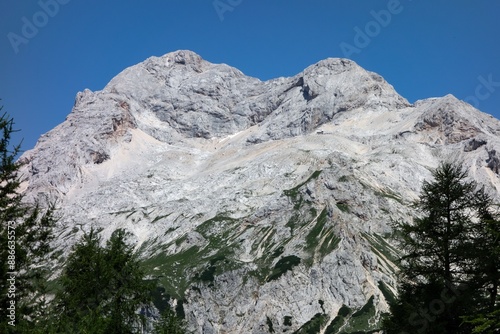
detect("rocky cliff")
(19, 50), (500, 333)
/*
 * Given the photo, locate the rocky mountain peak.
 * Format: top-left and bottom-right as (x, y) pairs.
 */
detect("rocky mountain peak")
(18, 50), (500, 333)
(414, 94), (500, 145)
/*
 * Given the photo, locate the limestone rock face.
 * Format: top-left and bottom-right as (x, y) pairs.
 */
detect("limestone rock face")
(19, 50), (500, 333)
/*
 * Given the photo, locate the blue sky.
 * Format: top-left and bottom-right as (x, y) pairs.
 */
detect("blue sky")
(1, 0), (499, 152)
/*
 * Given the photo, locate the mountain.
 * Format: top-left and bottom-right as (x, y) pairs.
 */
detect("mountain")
(19, 50), (500, 333)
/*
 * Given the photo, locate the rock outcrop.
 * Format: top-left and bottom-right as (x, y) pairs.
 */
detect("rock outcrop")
(19, 50), (500, 333)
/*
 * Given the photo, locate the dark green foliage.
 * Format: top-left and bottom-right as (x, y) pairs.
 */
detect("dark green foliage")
(395, 162), (479, 283)
(336, 202), (349, 213)
(267, 255), (301, 282)
(197, 256), (226, 283)
(198, 264), (217, 283)
(142, 245), (201, 299)
(152, 307), (186, 334)
(271, 246), (284, 258)
(150, 287), (171, 313)
(293, 313), (328, 334)
(319, 299), (325, 313)
(267, 316), (275, 333)
(305, 208), (340, 260)
(466, 191), (500, 319)
(305, 209), (328, 250)
(338, 175), (349, 182)
(55, 228), (153, 333)
(338, 305), (351, 318)
(345, 296), (377, 332)
(463, 308), (500, 334)
(175, 299), (185, 319)
(377, 281), (396, 305)
(0, 109), (57, 332)
(283, 171), (322, 198)
(383, 162), (500, 334)
(284, 316), (293, 326)
(142, 215), (243, 299)
(363, 233), (399, 265)
(325, 306), (352, 334)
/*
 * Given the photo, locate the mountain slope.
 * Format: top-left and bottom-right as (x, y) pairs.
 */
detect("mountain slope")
(19, 50), (500, 333)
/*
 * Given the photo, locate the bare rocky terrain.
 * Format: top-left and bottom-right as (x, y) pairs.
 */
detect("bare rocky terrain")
(19, 50), (500, 333)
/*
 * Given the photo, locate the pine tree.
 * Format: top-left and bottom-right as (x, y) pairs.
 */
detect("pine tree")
(56, 228), (109, 331)
(55, 228), (153, 333)
(0, 107), (57, 333)
(103, 229), (153, 333)
(383, 162), (498, 333)
(463, 191), (500, 333)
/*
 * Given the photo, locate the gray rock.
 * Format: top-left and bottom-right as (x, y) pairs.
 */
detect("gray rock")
(18, 50), (500, 333)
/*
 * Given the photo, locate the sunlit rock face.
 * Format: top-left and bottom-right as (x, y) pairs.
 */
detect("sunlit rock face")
(19, 50), (500, 333)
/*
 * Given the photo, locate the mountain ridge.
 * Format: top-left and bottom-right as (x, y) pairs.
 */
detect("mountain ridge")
(18, 50), (500, 333)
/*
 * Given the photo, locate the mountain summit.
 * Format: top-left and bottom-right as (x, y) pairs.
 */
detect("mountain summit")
(19, 50), (500, 333)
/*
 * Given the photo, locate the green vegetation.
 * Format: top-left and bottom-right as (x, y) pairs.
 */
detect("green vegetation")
(338, 175), (349, 182)
(142, 215), (244, 298)
(377, 281), (396, 305)
(40, 227), (187, 333)
(325, 305), (351, 334)
(150, 213), (172, 224)
(0, 166), (190, 334)
(152, 308), (186, 334)
(289, 298), (380, 334)
(342, 296), (377, 333)
(336, 203), (350, 213)
(318, 299), (382, 334)
(267, 316), (275, 333)
(250, 172), (341, 279)
(283, 170), (322, 209)
(293, 313), (328, 334)
(383, 162), (500, 333)
(197, 256), (228, 284)
(362, 232), (399, 273)
(305, 208), (341, 262)
(0, 110), (58, 332)
(267, 255), (301, 282)
(53, 228), (158, 333)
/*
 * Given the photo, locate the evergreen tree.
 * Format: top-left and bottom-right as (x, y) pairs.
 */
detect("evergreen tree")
(103, 229), (153, 333)
(0, 108), (24, 332)
(469, 192), (500, 311)
(55, 228), (153, 333)
(464, 194), (500, 333)
(383, 162), (499, 333)
(0, 107), (57, 333)
(152, 307), (187, 334)
(463, 308), (500, 334)
(56, 228), (109, 331)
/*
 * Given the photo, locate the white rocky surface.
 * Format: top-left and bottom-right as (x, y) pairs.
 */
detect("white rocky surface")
(19, 50), (500, 333)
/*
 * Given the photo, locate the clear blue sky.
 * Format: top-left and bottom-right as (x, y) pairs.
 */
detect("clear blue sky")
(1, 0), (499, 152)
